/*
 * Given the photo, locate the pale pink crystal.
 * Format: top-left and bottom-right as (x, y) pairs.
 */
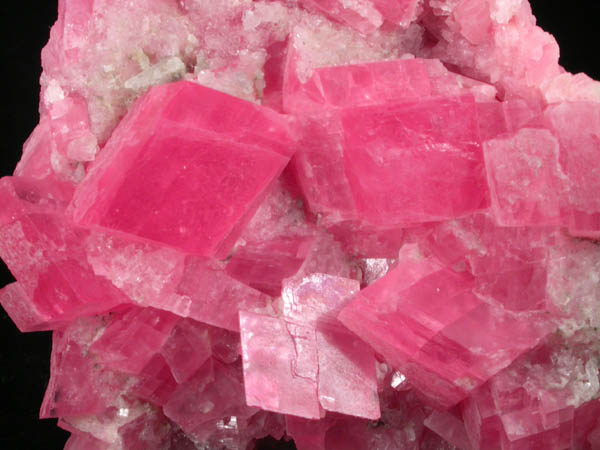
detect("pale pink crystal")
(315, 324), (380, 419)
(165, 257), (273, 332)
(545, 102), (600, 238)
(240, 274), (379, 420)
(462, 337), (599, 450)
(298, 0), (384, 35)
(484, 128), (565, 227)
(239, 311), (321, 419)
(283, 275), (380, 419)
(163, 359), (260, 443)
(425, 410), (473, 450)
(420, 214), (557, 311)
(64, 432), (110, 450)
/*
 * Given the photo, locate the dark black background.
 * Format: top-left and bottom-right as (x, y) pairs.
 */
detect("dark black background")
(0, 1), (598, 449)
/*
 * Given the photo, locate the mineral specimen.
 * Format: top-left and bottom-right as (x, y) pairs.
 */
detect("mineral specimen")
(2, 1), (600, 449)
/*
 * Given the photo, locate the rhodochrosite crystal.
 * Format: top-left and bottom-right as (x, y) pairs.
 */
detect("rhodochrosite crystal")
(3, 1), (600, 449)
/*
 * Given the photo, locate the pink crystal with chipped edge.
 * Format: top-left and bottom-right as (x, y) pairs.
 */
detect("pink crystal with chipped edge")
(240, 274), (380, 420)
(239, 311), (321, 419)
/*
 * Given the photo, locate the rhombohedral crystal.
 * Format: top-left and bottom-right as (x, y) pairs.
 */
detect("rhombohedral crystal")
(2, 1), (600, 449)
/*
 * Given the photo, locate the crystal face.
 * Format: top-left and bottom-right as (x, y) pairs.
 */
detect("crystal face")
(2, 1), (600, 450)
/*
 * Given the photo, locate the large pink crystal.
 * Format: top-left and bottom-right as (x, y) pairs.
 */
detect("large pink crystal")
(3, 0), (600, 449)
(341, 96), (487, 225)
(339, 244), (556, 408)
(284, 56), (491, 256)
(69, 81), (294, 258)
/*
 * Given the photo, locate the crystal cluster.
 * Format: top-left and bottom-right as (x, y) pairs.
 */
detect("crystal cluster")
(2, 1), (600, 449)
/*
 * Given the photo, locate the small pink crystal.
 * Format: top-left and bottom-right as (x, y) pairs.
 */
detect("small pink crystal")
(545, 102), (600, 238)
(0, 177), (129, 327)
(89, 307), (180, 375)
(225, 236), (315, 297)
(240, 311), (321, 419)
(484, 128), (565, 227)
(424, 410), (473, 450)
(0, 282), (68, 332)
(160, 319), (213, 384)
(163, 359), (259, 443)
(284, 59), (433, 113)
(118, 410), (197, 450)
(40, 317), (131, 419)
(129, 354), (178, 407)
(240, 274), (379, 420)
(298, 0), (383, 35)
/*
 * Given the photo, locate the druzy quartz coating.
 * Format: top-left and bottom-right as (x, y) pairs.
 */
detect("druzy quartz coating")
(2, 1), (600, 449)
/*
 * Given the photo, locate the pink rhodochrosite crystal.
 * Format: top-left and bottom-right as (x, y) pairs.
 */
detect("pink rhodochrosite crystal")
(339, 244), (556, 408)
(240, 274), (380, 420)
(69, 81), (293, 258)
(3, 0), (600, 449)
(341, 96), (486, 225)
